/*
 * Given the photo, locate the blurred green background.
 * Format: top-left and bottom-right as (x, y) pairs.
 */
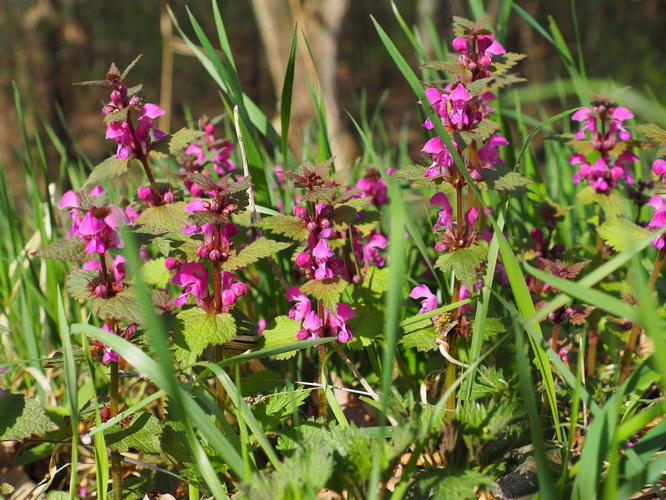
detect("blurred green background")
(1, 0), (665, 201)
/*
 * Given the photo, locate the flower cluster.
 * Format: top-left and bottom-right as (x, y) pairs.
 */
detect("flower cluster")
(286, 287), (354, 343)
(106, 104), (166, 160)
(430, 192), (479, 252)
(59, 186), (129, 255)
(293, 203), (349, 281)
(570, 101), (637, 194)
(420, 29), (510, 183)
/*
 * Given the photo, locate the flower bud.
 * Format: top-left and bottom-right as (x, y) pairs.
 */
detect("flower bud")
(209, 249), (222, 262)
(125, 324), (137, 338)
(320, 218), (330, 229)
(102, 104), (116, 115)
(221, 289), (237, 307)
(137, 187), (152, 201)
(231, 282), (247, 297)
(293, 205), (308, 219)
(320, 228), (333, 239)
(197, 246), (210, 259)
(295, 252), (312, 269)
(128, 96), (140, 107)
(435, 242), (447, 252)
(307, 221), (317, 233)
(95, 285), (108, 297)
(165, 257), (178, 269)
(163, 191), (174, 203)
(318, 204), (334, 218)
(111, 90), (123, 104)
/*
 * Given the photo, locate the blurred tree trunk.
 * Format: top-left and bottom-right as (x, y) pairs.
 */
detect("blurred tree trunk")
(251, 0), (359, 170)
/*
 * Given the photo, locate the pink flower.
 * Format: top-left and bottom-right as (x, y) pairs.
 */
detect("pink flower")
(649, 195), (666, 249)
(313, 239), (335, 280)
(362, 234), (388, 268)
(478, 135), (508, 169)
(172, 262), (210, 306)
(430, 193), (453, 232)
(286, 287), (312, 322)
(410, 284), (438, 314)
(449, 84), (472, 128)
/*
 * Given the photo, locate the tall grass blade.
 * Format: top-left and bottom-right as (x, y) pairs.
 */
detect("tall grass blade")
(56, 289), (79, 500)
(280, 27), (299, 166)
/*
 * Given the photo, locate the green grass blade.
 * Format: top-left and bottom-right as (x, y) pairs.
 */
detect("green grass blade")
(524, 262), (643, 324)
(193, 361), (282, 471)
(56, 289), (79, 500)
(280, 27), (298, 165)
(514, 321), (557, 500)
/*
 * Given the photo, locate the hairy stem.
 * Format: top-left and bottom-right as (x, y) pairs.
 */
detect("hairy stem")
(586, 206), (604, 378)
(619, 246), (666, 384)
(317, 300), (328, 422)
(110, 360), (122, 500)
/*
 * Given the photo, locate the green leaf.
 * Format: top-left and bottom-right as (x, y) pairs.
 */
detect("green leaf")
(262, 316), (301, 360)
(576, 187), (624, 219)
(421, 61), (470, 76)
(489, 52), (527, 75)
(92, 287), (146, 326)
(434, 242), (489, 290)
(598, 218), (651, 252)
(300, 276), (348, 311)
(416, 467), (496, 499)
(33, 237), (92, 263)
(329, 205), (358, 231)
(135, 202), (190, 232)
(82, 155), (131, 189)
(476, 169), (534, 193)
(634, 123), (666, 145)
(346, 304), (384, 349)
(360, 266), (390, 300)
(169, 128), (205, 153)
(172, 307), (237, 366)
(0, 394), (58, 440)
(251, 389), (311, 432)
(222, 237), (292, 271)
(400, 319), (439, 352)
(254, 215), (309, 240)
(47, 492), (69, 500)
(102, 107), (130, 125)
(104, 411), (162, 454)
(139, 257), (171, 289)
(394, 164), (441, 189)
(65, 270), (98, 301)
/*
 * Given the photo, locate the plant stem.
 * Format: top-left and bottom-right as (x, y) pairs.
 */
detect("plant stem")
(215, 345), (226, 418)
(618, 246), (666, 384)
(317, 300), (328, 422)
(110, 360), (122, 500)
(586, 207), (604, 378)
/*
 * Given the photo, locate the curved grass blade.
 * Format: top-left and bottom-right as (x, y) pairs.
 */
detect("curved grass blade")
(514, 320), (557, 500)
(281, 27), (298, 165)
(56, 289), (79, 500)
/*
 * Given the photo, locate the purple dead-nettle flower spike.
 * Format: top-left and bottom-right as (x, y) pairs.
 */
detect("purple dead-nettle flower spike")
(430, 193), (453, 231)
(172, 262), (210, 306)
(410, 284), (438, 314)
(286, 286), (313, 322)
(313, 239), (335, 280)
